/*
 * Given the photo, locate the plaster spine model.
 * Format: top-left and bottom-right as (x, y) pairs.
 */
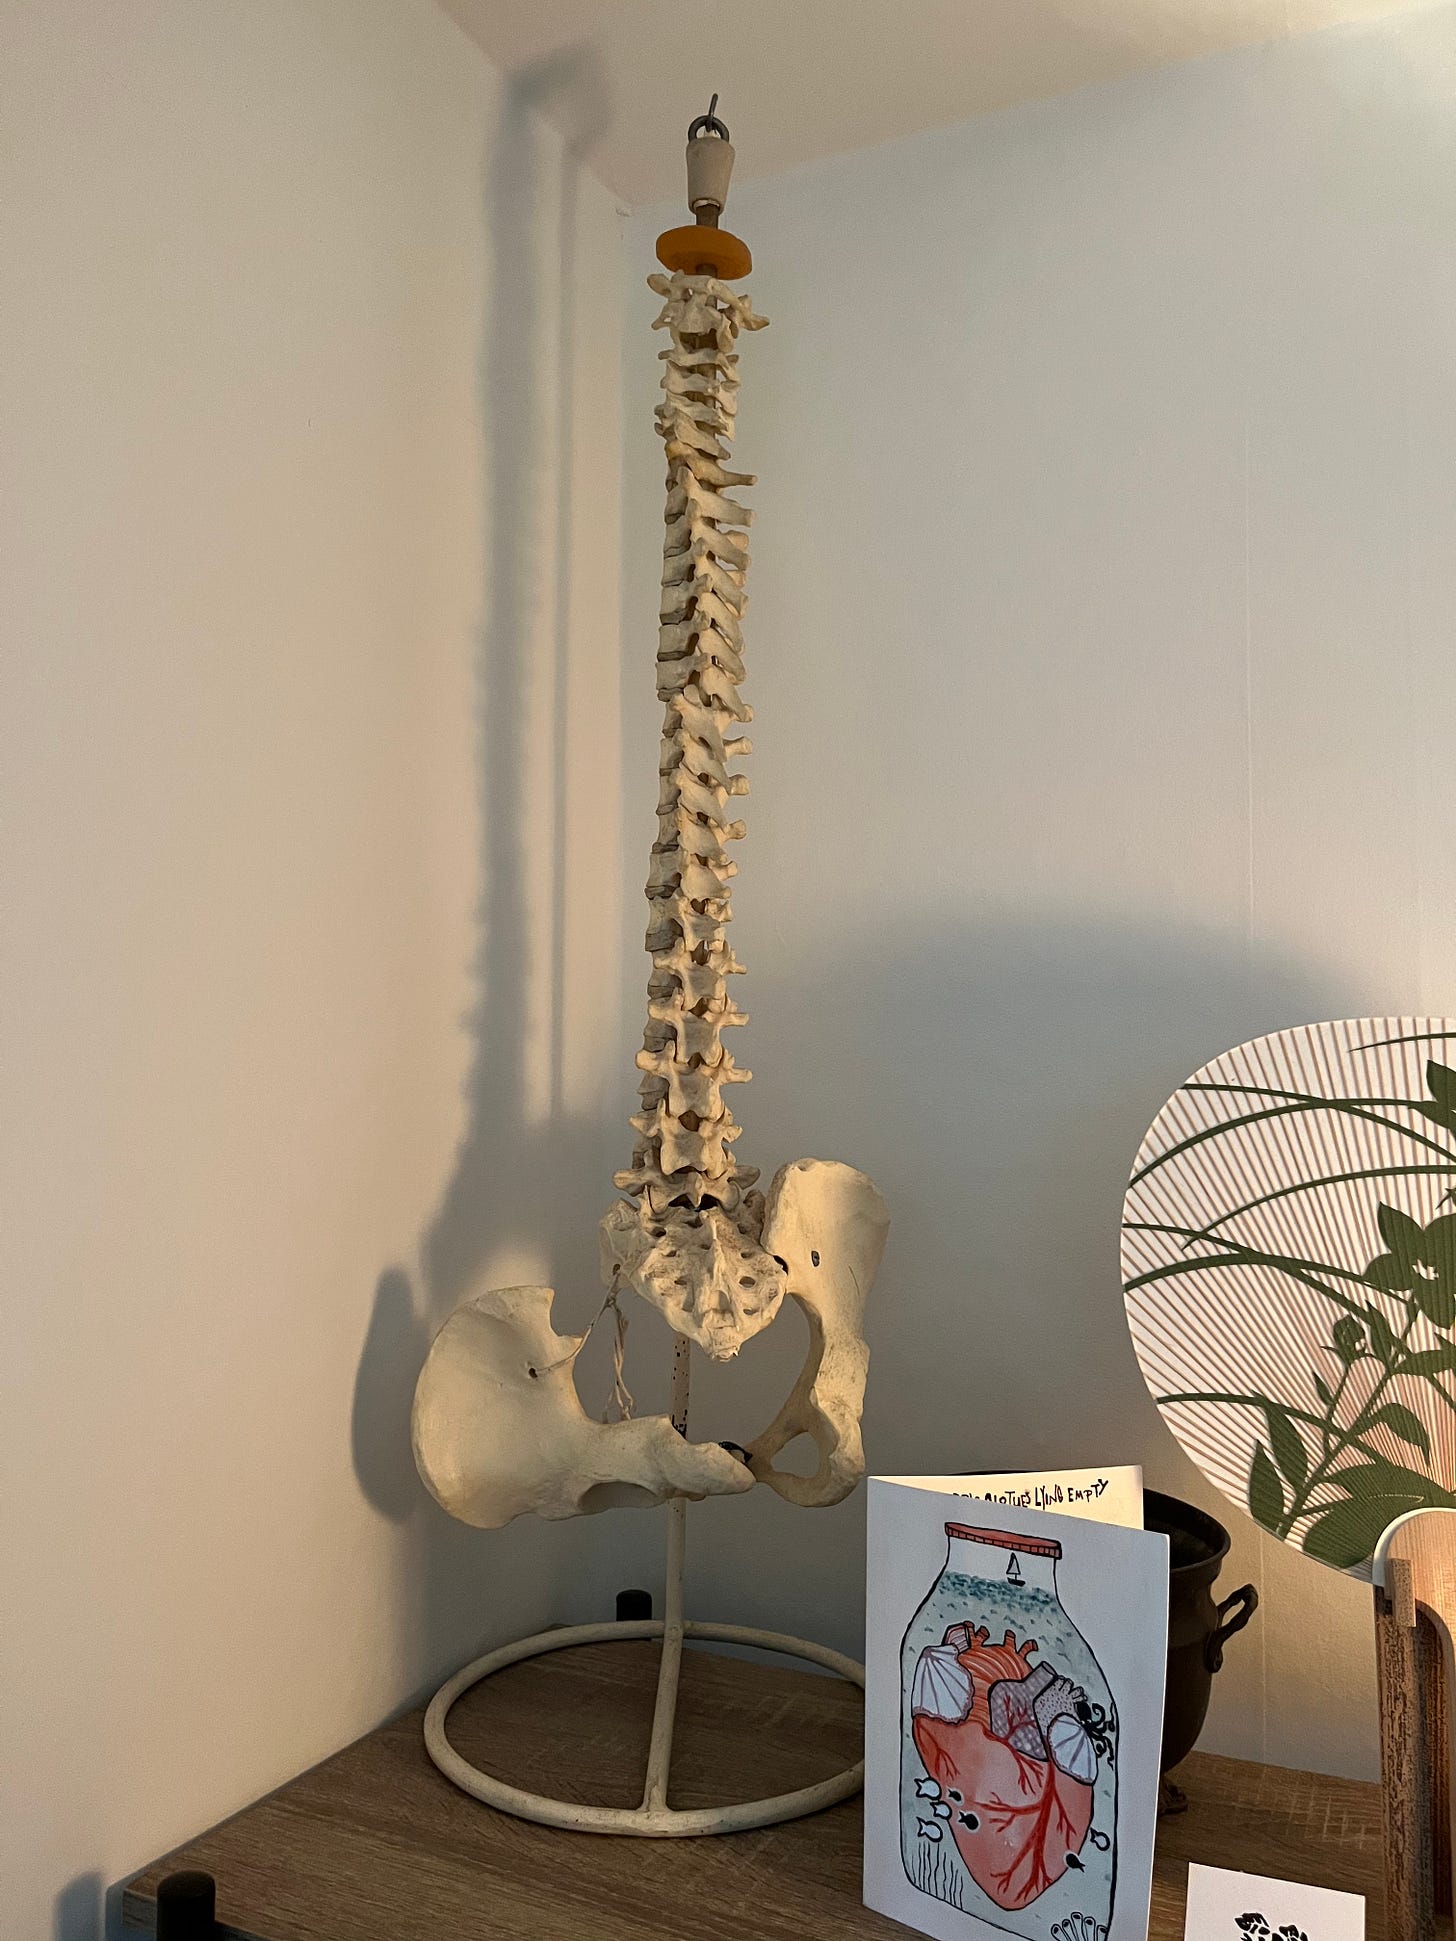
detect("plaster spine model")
(412, 118), (888, 1537)
(598, 268), (785, 1365)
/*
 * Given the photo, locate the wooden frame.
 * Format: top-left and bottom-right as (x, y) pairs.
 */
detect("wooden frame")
(1374, 1508), (1456, 1940)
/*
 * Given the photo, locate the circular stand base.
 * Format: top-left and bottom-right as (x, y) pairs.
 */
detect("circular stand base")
(424, 1619), (865, 1837)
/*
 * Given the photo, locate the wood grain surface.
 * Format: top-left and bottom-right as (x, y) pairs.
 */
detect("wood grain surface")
(1377, 1572), (1435, 1941)
(122, 1640), (1406, 1940)
(1375, 1515), (1456, 1938)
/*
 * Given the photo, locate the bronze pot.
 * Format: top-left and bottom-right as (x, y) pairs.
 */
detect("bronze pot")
(1146, 1489), (1258, 1772)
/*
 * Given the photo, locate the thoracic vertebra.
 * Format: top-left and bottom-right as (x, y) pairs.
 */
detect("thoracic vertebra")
(599, 270), (785, 1362)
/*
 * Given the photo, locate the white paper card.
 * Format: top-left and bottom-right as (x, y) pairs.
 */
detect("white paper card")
(892, 1465), (1144, 1529)
(864, 1478), (1169, 1941)
(1184, 1863), (1365, 1941)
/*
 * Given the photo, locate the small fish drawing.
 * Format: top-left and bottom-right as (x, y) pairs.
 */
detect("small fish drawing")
(914, 1776), (940, 1800)
(932, 1801), (952, 1820)
(916, 1819), (943, 1843)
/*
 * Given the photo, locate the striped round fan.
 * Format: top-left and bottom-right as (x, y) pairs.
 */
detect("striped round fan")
(1122, 1019), (1456, 1579)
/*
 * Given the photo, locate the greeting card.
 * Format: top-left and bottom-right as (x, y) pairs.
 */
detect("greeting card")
(865, 1476), (1168, 1941)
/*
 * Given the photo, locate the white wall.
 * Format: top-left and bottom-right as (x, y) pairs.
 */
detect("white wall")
(618, 3), (1456, 1780)
(4, 8), (1452, 1928)
(0, 5), (623, 1936)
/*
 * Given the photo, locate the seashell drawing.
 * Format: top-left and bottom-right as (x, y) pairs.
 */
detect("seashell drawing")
(912, 1643), (974, 1724)
(1047, 1712), (1098, 1786)
(1122, 1019), (1456, 1579)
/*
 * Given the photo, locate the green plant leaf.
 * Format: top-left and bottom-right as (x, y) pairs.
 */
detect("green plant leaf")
(1299, 1450), (1455, 1571)
(1262, 1404), (1308, 1489)
(1131, 1093), (1456, 1188)
(1332, 1316), (1365, 1363)
(1428, 1060), (1456, 1112)
(1365, 1251), (1415, 1294)
(1332, 1459), (1454, 1501)
(1413, 1274), (1456, 1330)
(1367, 1402), (1431, 1457)
(1303, 1493), (1424, 1570)
(1249, 1442), (1284, 1530)
(1313, 1373), (1334, 1407)
(1402, 1344), (1456, 1376)
(1378, 1203), (1426, 1267)
(1407, 1215), (1456, 1328)
(1363, 1306), (1400, 1365)
(1422, 1210), (1456, 1284)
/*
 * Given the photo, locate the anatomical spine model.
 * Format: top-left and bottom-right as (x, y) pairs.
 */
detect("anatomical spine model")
(598, 264), (783, 1366)
(411, 115), (887, 1831)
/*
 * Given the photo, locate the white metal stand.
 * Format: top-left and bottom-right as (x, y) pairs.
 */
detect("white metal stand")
(423, 1336), (866, 1836)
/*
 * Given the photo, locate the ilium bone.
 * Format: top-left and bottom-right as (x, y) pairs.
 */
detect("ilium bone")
(747, 1159), (891, 1506)
(412, 1285), (754, 1528)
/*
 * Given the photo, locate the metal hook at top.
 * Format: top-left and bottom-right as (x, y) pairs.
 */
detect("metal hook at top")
(688, 93), (730, 143)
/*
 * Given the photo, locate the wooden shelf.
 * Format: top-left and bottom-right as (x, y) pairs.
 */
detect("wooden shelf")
(122, 1640), (1393, 1940)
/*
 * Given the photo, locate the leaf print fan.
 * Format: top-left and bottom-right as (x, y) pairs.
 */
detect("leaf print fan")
(1122, 1019), (1456, 1579)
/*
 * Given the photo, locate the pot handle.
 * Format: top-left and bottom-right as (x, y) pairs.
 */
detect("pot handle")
(1205, 1583), (1258, 1673)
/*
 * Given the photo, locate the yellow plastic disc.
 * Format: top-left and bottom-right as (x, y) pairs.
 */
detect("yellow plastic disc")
(655, 226), (752, 280)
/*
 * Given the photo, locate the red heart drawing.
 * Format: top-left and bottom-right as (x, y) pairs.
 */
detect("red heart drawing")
(912, 1628), (1094, 1912)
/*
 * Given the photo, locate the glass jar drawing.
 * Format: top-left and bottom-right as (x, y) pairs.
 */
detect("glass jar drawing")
(900, 1522), (1117, 1941)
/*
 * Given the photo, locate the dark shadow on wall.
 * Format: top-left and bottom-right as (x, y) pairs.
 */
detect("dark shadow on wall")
(611, 908), (1360, 1652)
(350, 1265), (423, 1525)
(53, 1872), (101, 1941)
(350, 47), (624, 1704)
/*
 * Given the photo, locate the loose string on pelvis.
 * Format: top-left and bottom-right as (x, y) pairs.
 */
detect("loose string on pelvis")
(534, 1286), (636, 1423)
(604, 1291), (635, 1423)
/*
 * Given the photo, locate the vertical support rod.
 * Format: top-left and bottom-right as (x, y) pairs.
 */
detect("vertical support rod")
(642, 1338), (692, 1812)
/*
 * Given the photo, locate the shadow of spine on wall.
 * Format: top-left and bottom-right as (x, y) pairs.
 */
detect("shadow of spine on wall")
(350, 47), (621, 1698)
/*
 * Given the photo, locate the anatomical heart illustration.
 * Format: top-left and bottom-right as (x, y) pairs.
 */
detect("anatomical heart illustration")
(864, 1482), (1168, 1941)
(901, 1525), (1116, 1934)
